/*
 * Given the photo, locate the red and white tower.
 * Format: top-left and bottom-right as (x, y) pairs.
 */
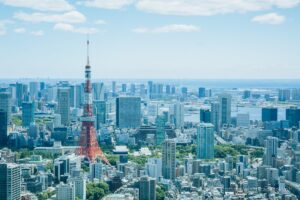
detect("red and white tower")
(76, 39), (110, 164)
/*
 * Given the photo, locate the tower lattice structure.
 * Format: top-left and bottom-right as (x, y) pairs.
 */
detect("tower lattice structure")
(76, 39), (110, 165)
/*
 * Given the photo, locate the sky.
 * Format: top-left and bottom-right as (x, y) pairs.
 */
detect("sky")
(0, 0), (300, 79)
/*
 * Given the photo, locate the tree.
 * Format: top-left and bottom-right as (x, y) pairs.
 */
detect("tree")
(86, 182), (109, 200)
(156, 186), (166, 200)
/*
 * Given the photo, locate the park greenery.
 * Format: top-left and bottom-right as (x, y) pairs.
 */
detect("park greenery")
(86, 182), (110, 200)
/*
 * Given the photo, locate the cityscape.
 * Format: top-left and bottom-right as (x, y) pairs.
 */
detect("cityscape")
(1, 1), (300, 200)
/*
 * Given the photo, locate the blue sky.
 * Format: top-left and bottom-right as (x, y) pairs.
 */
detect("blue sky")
(0, 0), (300, 79)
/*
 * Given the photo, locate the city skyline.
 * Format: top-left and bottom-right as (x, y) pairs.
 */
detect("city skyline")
(0, 0), (300, 79)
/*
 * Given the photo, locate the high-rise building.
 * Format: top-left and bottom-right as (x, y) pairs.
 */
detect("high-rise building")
(93, 82), (105, 101)
(0, 163), (21, 200)
(29, 81), (39, 100)
(286, 107), (300, 128)
(121, 83), (127, 93)
(170, 102), (184, 129)
(75, 84), (83, 108)
(56, 182), (75, 200)
(211, 102), (220, 132)
(94, 100), (106, 129)
(70, 176), (86, 200)
(22, 102), (35, 127)
(198, 87), (206, 98)
(278, 89), (291, 101)
(218, 93), (231, 126)
(116, 97), (141, 128)
(139, 176), (156, 200)
(57, 88), (70, 126)
(292, 89), (300, 100)
(236, 113), (250, 127)
(0, 111), (8, 147)
(130, 83), (136, 95)
(264, 136), (278, 167)
(90, 162), (103, 180)
(200, 109), (211, 123)
(262, 107), (278, 122)
(162, 139), (176, 180)
(196, 123), (214, 160)
(69, 85), (76, 108)
(0, 92), (12, 125)
(16, 83), (24, 107)
(112, 81), (116, 95)
(155, 115), (166, 145)
(243, 90), (251, 99)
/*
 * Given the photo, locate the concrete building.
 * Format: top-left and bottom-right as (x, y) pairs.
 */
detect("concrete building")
(0, 92), (12, 124)
(162, 139), (176, 180)
(197, 123), (214, 160)
(57, 88), (70, 125)
(218, 93), (232, 126)
(139, 176), (156, 200)
(116, 97), (141, 128)
(56, 182), (75, 200)
(0, 163), (21, 200)
(22, 102), (35, 127)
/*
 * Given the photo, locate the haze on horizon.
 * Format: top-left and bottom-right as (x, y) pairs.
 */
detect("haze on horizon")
(0, 0), (299, 79)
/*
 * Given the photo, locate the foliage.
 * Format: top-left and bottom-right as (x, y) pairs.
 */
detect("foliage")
(37, 190), (55, 200)
(106, 154), (118, 166)
(12, 114), (22, 126)
(86, 182), (109, 200)
(250, 148), (264, 158)
(82, 163), (89, 172)
(176, 144), (196, 160)
(156, 185), (167, 200)
(214, 145), (239, 158)
(128, 155), (148, 166)
(16, 149), (55, 160)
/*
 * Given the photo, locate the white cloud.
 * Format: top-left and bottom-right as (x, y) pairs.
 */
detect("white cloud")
(252, 13), (285, 25)
(54, 23), (98, 34)
(1, 0), (73, 12)
(14, 27), (26, 33)
(0, 20), (12, 36)
(133, 24), (200, 33)
(136, 0), (300, 16)
(80, 0), (134, 9)
(14, 11), (86, 24)
(31, 30), (44, 36)
(95, 19), (107, 25)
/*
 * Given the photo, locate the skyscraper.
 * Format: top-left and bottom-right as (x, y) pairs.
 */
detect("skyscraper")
(57, 88), (70, 126)
(200, 109), (211, 123)
(262, 107), (278, 122)
(278, 89), (291, 101)
(211, 102), (220, 132)
(94, 100), (106, 130)
(0, 92), (12, 124)
(286, 107), (300, 128)
(0, 111), (8, 147)
(116, 97), (141, 128)
(218, 93), (231, 126)
(22, 102), (35, 127)
(70, 176), (86, 200)
(155, 115), (166, 145)
(139, 176), (156, 200)
(198, 87), (206, 98)
(0, 163), (21, 200)
(170, 102), (184, 129)
(16, 82), (24, 107)
(162, 139), (176, 180)
(29, 81), (39, 100)
(197, 123), (214, 160)
(264, 136), (278, 167)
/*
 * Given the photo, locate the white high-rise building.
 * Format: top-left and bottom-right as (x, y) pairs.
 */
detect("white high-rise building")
(56, 182), (75, 200)
(145, 158), (162, 179)
(90, 162), (103, 180)
(170, 102), (184, 129)
(0, 163), (21, 200)
(70, 176), (86, 200)
(264, 136), (278, 167)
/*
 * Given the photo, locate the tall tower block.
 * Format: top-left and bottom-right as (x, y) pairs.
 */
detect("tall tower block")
(76, 39), (109, 164)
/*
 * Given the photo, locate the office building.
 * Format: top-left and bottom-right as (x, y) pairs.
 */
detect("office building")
(0, 163), (21, 200)
(262, 107), (278, 122)
(278, 89), (290, 101)
(243, 90), (251, 99)
(22, 102), (35, 127)
(90, 162), (103, 180)
(0, 111), (8, 147)
(162, 139), (176, 180)
(57, 88), (70, 125)
(211, 102), (220, 132)
(121, 83), (127, 93)
(70, 176), (86, 200)
(198, 87), (206, 98)
(0, 92), (12, 124)
(56, 182), (75, 200)
(170, 102), (184, 129)
(116, 97), (141, 128)
(196, 123), (214, 160)
(155, 115), (166, 145)
(94, 100), (106, 129)
(264, 136), (278, 167)
(139, 176), (156, 200)
(75, 84), (83, 108)
(236, 113), (250, 127)
(93, 82), (105, 101)
(286, 107), (300, 128)
(218, 93), (231, 126)
(200, 109), (211, 123)
(29, 81), (39, 100)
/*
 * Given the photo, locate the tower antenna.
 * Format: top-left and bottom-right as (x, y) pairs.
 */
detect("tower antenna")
(87, 34), (90, 65)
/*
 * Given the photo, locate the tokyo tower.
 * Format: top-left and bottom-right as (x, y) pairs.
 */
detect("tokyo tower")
(76, 39), (110, 165)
